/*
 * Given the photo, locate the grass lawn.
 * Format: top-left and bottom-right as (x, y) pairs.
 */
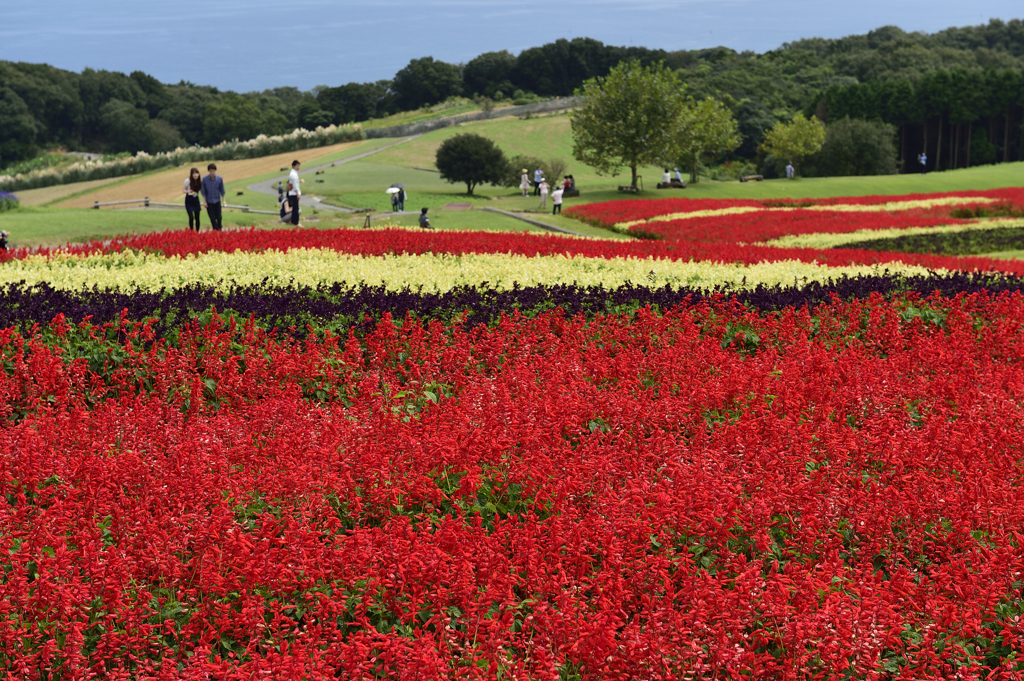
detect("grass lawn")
(370, 112), (664, 189)
(0, 206), (280, 249)
(6, 105), (1024, 250)
(311, 206), (632, 240)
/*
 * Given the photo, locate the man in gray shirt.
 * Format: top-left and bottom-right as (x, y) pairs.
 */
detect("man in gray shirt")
(201, 163), (226, 231)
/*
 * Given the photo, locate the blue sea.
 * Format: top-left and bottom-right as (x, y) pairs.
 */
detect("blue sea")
(1, 0), (1019, 92)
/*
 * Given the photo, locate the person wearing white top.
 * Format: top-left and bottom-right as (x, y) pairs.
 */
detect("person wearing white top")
(551, 187), (564, 214)
(286, 160), (303, 226)
(537, 180), (549, 209)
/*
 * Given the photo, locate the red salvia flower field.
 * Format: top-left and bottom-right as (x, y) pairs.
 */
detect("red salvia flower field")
(5, 189), (1024, 677)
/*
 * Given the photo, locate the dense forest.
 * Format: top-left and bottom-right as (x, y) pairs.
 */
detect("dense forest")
(1, 18), (1023, 175)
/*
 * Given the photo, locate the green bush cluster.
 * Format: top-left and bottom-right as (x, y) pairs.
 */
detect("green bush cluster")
(836, 225), (1024, 256)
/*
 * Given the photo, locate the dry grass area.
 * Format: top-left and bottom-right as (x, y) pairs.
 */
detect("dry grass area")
(14, 177), (126, 207)
(56, 141), (365, 209)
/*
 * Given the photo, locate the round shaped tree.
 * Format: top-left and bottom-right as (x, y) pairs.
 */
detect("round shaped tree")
(434, 133), (508, 195)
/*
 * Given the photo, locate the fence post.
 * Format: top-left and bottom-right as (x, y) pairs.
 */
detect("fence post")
(93, 201), (99, 209)
(144, 197), (149, 207)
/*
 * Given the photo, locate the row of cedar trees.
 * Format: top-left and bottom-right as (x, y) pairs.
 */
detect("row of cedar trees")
(814, 68), (1024, 173)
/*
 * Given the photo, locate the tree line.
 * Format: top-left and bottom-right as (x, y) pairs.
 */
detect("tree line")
(813, 68), (1024, 173)
(2, 19), (1024, 174)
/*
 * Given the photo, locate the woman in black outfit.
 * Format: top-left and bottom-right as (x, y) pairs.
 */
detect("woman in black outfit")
(183, 167), (202, 231)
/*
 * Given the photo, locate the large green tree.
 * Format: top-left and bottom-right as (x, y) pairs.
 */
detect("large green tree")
(391, 57), (462, 111)
(202, 93), (263, 143)
(761, 113), (826, 176)
(98, 99), (151, 152)
(0, 87), (39, 165)
(463, 51), (516, 98)
(814, 116), (898, 176)
(672, 97), (741, 183)
(570, 60), (687, 189)
(434, 133), (508, 195)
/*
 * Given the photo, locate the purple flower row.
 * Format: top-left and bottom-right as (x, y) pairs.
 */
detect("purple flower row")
(0, 271), (1020, 339)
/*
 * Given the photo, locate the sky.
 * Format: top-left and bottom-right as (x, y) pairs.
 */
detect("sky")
(1, 0), (1021, 93)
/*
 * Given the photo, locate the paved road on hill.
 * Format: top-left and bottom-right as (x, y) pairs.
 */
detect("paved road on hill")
(246, 136), (421, 215)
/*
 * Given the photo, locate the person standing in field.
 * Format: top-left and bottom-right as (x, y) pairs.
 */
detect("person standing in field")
(533, 166), (544, 196)
(397, 187), (406, 212)
(201, 163), (225, 231)
(551, 185), (564, 215)
(287, 160), (303, 227)
(918, 152), (927, 175)
(537, 179), (549, 210)
(785, 162), (795, 179)
(183, 167), (202, 231)
(519, 168), (530, 197)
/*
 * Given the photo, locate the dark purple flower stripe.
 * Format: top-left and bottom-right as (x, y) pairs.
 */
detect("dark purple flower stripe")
(2, 271), (1023, 337)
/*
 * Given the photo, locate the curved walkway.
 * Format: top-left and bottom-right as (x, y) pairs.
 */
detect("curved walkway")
(246, 135), (422, 215)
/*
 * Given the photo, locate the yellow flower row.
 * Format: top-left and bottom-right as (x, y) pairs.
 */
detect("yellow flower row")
(763, 218), (1024, 249)
(614, 207), (763, 230)
(0, 249), (936, 293)
(611, 196), (997, 230)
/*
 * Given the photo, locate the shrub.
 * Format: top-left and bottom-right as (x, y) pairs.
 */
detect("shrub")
(503, 154), (546, 188)
(0, 190), (18, 212)
(811, 116), (898, 177)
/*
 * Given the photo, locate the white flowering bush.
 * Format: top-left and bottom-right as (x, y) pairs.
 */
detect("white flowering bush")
(0, 124), (364, 192)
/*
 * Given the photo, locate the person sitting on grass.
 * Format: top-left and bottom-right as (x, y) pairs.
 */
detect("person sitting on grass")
(419, 207), (434, 230)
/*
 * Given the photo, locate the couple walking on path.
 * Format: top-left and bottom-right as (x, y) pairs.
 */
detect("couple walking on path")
(183, 160), (304, 231)
(183, 164), (225, 231)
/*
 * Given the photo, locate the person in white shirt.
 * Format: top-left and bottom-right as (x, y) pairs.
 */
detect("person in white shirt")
(537, 180), (549, 209)
(551, 186), (564, 214)
(287, 160), (303, 226)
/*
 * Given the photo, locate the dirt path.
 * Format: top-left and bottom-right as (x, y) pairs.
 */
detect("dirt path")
(56, 140), (367, 209)
(15, 177), (126, 207)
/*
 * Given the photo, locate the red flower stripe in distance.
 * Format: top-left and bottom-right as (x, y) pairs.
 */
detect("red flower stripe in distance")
(3, 188), (1024, 275)
(6, 224), (1022, 275)
(5, 293), (1024, 676)
(566, 187), (1024, 224)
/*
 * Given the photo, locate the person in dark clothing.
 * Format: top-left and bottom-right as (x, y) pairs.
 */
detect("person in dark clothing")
(201, 163), (226, 231)
(183, 167), (202, 231)
(0, 230), (8, 251)
(418, 207), (433, 230)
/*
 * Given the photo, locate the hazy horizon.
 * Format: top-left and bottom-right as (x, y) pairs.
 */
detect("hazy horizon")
(2, 0), (1021, 93)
